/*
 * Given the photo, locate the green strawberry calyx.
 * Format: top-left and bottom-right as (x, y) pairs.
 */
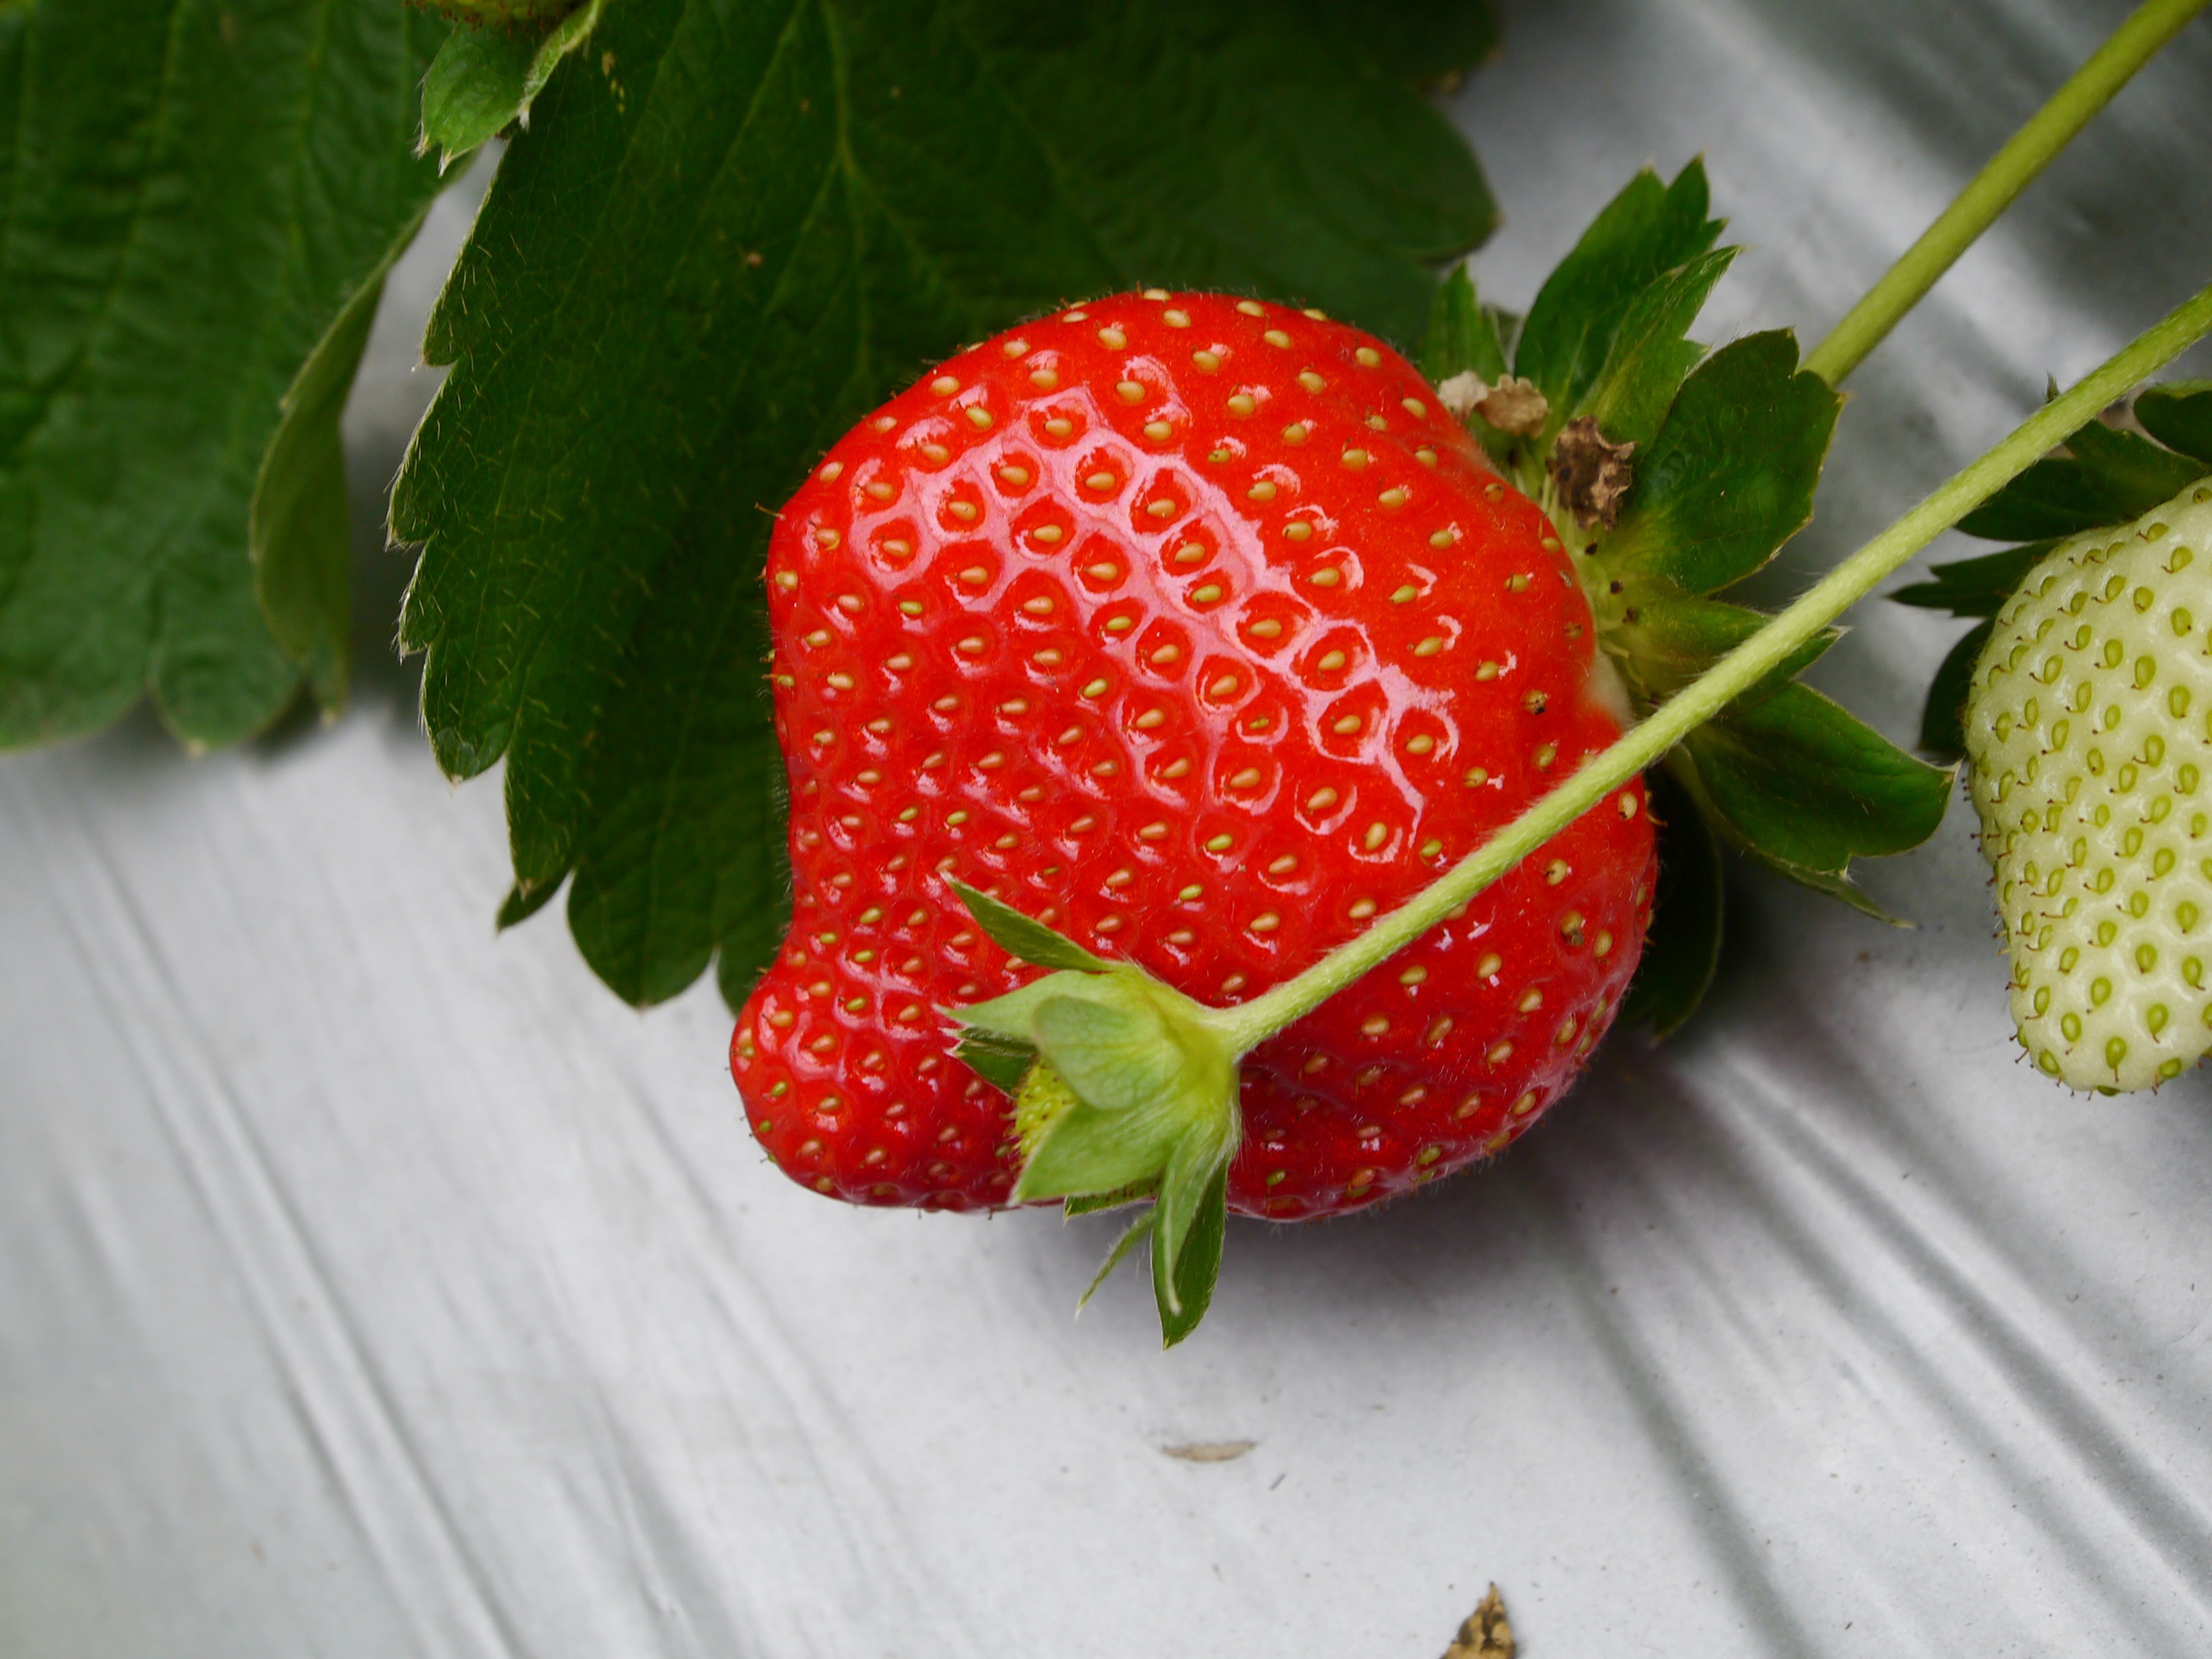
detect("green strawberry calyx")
(947, 884), (1241, 1343)
(1419, 162), (1951, 1038)
(954, 281), (2212, 1346)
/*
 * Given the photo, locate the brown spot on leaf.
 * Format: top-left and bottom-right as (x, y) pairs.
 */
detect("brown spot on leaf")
(1549, 415), (1636, 529)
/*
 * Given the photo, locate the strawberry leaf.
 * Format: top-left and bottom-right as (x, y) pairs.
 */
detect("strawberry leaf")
(419, 0), (608, 168)
(393, 0), (1502, 1007)
(1954, 458), (2144, 541)
(1608, 591), (1835, 707)
(1680, 682), (1953, 875)
(950, 881), (1110, 975)
(1918, 617), (1996, 762)
(1512, 160), (1724, 414)
(250, 244), (404, 715)
(1420, 266), (1512, 385)
(1735, 843), (1907, 926)
(1890, 541), (2057, 617)
(1953, 410), (2200, 542)
(2135, 381), (2212, 467)
(1577, 245), (1738, 452)
(2061, 417), (2207, 508)
(1622, 767), (1725, 1038)
(1599, 331), (1841, 595)
(0, 1), (447, 749)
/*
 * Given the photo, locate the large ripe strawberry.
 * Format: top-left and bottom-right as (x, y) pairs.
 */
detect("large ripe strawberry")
(729, 290), (1656, 1236)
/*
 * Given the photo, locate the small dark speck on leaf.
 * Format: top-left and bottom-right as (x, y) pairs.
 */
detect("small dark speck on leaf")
(1162, 1440), (1256, 1463)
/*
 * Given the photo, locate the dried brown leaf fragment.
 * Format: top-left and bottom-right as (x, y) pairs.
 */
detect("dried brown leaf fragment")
(1437, 371), (1549, 437)
(1549, 414), (1637, 528)
(1441, 1582), (1515, 1659)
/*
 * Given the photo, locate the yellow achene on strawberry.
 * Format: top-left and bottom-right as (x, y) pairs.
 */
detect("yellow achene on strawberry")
(729, 291), (1656, 1219)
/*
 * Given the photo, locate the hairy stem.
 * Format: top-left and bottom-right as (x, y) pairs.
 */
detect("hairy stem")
(1214, 281), (2212, 1055)
(1803, 0), (2209, 386)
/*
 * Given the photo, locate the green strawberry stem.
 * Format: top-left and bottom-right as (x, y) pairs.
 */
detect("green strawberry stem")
(1213, 279), (2212, 1053)
(1803, 0), (2209, 386)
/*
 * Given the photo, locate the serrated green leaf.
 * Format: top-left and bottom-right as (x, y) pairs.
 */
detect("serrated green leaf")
(954, 1031), (1036, 1095)
(2135, 381), (2212, 467)
(497, 875), (566, 930)
(1736, 843), (1909, 925)
(1578, 246), (1737, 452)
(1600, 331), (1840, 595)
(1420, 265), (1510, 385)
(1682, 681), (1952, 874)
(1621, 764), (1724, 1038)
(1889, 541), (2055, 618)
(950, 882), (1110, 974)
(1513, 160), (1723, 413)
(1955, 457), (2137, 541)
(1152, 1150), (1230, 1342)
(420, 0), (608, 168)
(393, 0), (1500, 1007)
(1953, 414), (2200, 545)
(252, 208), (436, 716)
(0, 0), (447, 750)
(1918, 617), (1996, 762)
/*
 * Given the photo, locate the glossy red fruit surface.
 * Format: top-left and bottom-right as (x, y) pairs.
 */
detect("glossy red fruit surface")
(730, 291), (1656, 1218)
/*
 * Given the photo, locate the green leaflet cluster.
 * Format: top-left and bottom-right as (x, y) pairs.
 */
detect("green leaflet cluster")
(1896, 381), (2212, 757)
(1422, 162), (1955, 1034)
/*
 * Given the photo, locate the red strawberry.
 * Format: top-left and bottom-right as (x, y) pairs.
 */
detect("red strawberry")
(730, 291), (1655, 1224)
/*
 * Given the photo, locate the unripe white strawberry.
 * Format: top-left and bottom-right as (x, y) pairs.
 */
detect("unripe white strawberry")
(1965, 480), (2212, 1091)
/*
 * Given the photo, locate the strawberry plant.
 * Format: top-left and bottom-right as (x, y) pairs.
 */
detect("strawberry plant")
(4, 0), (2210, 1347)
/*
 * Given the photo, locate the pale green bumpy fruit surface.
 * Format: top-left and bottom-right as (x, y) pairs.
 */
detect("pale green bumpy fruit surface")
(1967, 480), (2212, 1092)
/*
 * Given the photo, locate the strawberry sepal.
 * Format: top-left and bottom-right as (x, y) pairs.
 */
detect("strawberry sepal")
(948, 884), (1241, 1345)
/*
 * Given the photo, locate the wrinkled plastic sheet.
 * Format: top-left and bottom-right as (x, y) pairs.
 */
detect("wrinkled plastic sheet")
(5, 1), (2211, 1652)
